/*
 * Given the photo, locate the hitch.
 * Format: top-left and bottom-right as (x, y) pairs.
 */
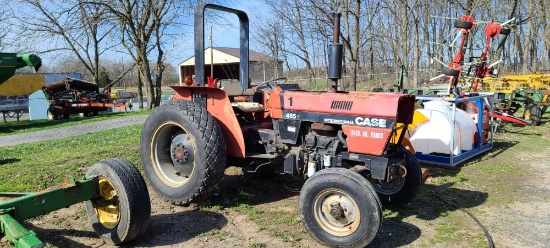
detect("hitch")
(0, 176), (97, 248)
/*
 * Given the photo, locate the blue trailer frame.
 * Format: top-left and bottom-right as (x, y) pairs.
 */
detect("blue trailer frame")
(412, 94), (494, 168)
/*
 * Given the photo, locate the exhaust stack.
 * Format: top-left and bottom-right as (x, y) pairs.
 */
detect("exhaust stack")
(328, 12), (342, 92)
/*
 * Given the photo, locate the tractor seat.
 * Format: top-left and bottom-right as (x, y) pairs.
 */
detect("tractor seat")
(231, 102), (264, 113)
(221, 80), (255, 96)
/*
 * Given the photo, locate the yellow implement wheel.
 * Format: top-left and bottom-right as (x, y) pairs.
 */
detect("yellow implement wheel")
(523, 104), (542, 126)
(94, 178), (121, 229)
(85, 158), (151, 245)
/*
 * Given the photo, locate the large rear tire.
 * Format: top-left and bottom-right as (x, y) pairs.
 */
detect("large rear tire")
(368, 148), (422, 207)
(85, 158), (151, 245)
(140, 100), (226, 205)
(299, 168), (382, 248)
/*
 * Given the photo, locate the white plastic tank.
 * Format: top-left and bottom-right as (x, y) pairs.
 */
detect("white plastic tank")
(407, 100), (476, 155)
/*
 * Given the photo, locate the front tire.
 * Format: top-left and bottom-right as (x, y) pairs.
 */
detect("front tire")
(299, 168), (382, 248)
(140, 100), (226, 205)
(85, 158), (151, 245)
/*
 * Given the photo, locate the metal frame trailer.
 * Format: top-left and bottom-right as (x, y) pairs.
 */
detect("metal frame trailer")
(413, 94), (494, 168)
(0, 159), (150, 248)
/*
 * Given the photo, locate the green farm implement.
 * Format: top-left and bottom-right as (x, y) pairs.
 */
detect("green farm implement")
(475, 74), (550, 126)
(0, 158), (150, 247)
(0, 53), (42, 86)
(1, 54), (150, 247)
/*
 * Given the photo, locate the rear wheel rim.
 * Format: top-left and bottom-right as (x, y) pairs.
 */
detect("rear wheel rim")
(370, 162), (407, 195)
(313, 189), (361, 236)
(150, 121), (196, 187)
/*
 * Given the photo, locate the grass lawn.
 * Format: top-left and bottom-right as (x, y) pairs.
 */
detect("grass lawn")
(0, 124), (143, 192)
(0, 110), (151, 137)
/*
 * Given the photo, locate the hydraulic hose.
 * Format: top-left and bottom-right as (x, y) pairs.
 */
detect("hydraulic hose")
(433, 194), (494, 248)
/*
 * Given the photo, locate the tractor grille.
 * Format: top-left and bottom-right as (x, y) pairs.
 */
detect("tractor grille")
(330, 100), (353, 110)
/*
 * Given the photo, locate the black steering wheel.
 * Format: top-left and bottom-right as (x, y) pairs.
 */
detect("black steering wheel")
(256, 77), (288, 92)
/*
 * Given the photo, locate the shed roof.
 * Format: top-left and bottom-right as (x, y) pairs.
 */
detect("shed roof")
(179, 47), (276, 66)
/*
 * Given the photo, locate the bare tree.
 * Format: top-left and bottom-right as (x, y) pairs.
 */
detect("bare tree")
(264, 0), (315, 78)
(495, 0), (518, 69)
(253, 17), (284, 80)
(98, 0), (175, 109)
(0, 4), (11, 50)
(13, 0), (132, 85)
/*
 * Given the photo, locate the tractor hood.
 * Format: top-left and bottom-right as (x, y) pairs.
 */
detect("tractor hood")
(268, 88), (416, 126)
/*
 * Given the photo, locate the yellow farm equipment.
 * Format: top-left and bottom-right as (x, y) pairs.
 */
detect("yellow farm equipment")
(475, 74), (550, 93)
(469, 74), (550, 126)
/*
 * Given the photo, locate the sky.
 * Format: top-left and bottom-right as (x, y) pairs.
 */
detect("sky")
(169, 1), (269, 66)
(2, 1), (270, 73)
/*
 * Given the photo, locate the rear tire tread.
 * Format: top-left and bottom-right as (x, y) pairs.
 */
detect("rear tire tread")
(141, 100), (226, 206)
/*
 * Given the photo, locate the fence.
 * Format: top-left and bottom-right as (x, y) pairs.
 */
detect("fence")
(287, 61), (550, 92)
(287, 69), (444, 91)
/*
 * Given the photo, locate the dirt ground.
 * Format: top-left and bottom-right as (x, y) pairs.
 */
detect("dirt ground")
(1, 127), (549, 248)
(1, 167), (318, 248)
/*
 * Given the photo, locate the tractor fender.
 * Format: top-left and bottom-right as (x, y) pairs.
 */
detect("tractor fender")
(170, 85), (246, 158)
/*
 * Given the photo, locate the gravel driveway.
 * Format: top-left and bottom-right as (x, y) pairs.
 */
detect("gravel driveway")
(0, 115), (148, 147)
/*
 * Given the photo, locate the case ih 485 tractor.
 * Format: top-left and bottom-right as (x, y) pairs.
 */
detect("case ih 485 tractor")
(141, 4), (423, 247)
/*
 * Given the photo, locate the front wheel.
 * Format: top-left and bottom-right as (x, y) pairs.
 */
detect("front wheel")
(368, 148), (422, 207)
(299, 168), (382, 248)
(85, 158), (151, 245)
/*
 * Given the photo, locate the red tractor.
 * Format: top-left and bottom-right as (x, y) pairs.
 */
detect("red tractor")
(140, 4), (423, 247)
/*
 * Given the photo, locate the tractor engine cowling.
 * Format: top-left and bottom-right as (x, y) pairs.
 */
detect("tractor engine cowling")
(267, 85), (416, 157)
(263, 85), (417, 180)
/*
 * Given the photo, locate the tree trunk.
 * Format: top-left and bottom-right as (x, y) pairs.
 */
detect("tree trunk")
(137, 66), (144, 109)
(495, 0), (518, 63)
(413, 21), (420, 89)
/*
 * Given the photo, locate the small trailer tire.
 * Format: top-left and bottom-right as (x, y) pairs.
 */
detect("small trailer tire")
(454, 20), (473, 29)
(523, 104), (542, 126)
(442, 67), (461, 77)
(500, 28), (511, 35)
(299, 168), (382, 248)
(85, 158), (151, 245)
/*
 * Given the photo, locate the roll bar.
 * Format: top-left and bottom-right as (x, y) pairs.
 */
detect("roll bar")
(194, 4), (249, 89)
